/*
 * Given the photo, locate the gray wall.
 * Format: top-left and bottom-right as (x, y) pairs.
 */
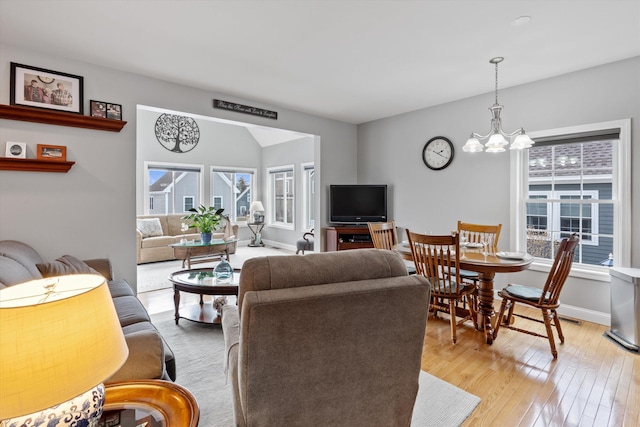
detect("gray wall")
(357, 56), (640, 324)
(262, 136), (315, 245)
(0, 43), (357, 290)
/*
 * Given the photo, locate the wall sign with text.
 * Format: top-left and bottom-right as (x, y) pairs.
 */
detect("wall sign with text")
(213, 99), (277, 120)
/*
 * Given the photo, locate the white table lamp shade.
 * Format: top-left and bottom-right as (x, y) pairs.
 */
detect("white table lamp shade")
(250, 201), (264, 213)
(0, 274), (129, 420)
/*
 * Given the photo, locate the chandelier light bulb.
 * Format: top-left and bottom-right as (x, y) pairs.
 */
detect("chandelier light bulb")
(486, 133), (508, 147)
(462, 137), (484, 153)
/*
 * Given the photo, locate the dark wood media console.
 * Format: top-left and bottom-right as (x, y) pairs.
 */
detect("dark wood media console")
(325, 226), (374, 251)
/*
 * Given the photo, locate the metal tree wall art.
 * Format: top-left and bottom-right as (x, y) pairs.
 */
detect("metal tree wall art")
(155, 113), (200, 153)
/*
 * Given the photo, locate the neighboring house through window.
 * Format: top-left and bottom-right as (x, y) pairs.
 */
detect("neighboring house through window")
(512, 119), (631, 274)
(183, 196), (195, 212)
(211, 167), (255, 223)
(145, 162), (203, 214)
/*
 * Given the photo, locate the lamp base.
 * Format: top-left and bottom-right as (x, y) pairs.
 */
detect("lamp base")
(1, 383), (105, 427)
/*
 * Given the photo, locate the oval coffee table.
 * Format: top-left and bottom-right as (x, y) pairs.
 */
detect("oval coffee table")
(169, 267), (240, 325)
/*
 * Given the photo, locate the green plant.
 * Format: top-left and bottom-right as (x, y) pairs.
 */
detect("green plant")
(182, 205), (225, 233)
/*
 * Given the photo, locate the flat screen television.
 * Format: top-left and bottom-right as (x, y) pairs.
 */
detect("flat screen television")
(330, 184), (387, 224)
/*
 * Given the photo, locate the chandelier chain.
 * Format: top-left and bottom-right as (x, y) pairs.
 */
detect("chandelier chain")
(494, 61), (499, 105)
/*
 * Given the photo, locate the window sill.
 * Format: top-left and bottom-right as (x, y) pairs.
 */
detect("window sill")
(529, 260), (611, 283)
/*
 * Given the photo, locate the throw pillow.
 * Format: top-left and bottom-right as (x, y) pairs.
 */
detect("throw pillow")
(137, 218), (164, 238)
(36, 255), (101, 277)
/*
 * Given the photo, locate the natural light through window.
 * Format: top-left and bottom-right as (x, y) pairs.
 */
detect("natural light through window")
(145, 162), (203, 215)
(512, 119), (631, 274)
(211, 167), (255, 223)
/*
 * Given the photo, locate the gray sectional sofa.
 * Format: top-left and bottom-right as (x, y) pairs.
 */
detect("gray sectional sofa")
(0, 240), (176, 382)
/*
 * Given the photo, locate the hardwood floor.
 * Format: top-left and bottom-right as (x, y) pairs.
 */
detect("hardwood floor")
(422, 307), (639, 427)
(138, 287), (639, 427)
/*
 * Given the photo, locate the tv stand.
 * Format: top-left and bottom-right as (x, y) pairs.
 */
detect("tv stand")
(325, 226), (373, 251)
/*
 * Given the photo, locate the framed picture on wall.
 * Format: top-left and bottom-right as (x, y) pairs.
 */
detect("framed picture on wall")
(106, 103), (122, 120)
(37, 144), (67, 162)
(10, 62), (84, 114)
(90, 100), (107, 118)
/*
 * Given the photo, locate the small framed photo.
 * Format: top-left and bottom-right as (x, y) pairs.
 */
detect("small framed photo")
(10, 62), (84, 114)
(90, 100), (107, 118)
(37, 144), (67, 162)
(106, 103), (122, 120)
(5, 142), (27, 158)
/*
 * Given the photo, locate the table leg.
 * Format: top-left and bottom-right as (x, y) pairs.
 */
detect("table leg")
(174, 288), (181, 325)
(476, 272), (496, 344)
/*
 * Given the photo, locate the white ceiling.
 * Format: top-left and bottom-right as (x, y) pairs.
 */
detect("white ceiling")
(1, 0), (639, 125)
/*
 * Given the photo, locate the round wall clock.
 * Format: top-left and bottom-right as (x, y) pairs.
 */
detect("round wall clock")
(422, 136), (455, 170)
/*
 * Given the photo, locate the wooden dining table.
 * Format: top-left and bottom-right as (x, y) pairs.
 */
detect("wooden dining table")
(394, 244), (533, 344)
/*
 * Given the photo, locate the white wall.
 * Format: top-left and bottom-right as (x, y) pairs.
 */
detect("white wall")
(357, 57), (640, 324)
(0, 43), (358, 290)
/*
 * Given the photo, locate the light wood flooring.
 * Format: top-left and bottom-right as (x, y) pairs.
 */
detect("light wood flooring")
(138, 287), (639, 427)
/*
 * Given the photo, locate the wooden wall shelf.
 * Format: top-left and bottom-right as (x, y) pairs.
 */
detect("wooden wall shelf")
(0, 104), (126, 132)
(0, 157), (75, 173)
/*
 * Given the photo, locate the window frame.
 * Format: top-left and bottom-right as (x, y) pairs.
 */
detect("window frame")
(528, 190), (600, 246)
(183, 196), (195, 212)
(143, 161), (204, 215)
(301, 162), (315, 231)
(210, 166), (256, 225)
(510, 119), (631, 281)
(268, 165), (295, 230)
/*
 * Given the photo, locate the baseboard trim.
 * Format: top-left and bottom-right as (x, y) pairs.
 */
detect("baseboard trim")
(556, 304), (610, 327)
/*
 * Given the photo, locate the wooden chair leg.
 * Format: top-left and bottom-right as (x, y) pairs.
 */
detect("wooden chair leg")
(450, 299), (457, 344)
(542, 309), (558, 359)
(467, 294), (478, 329)
(552, 309), (565, 344)
(494, 298), (508, 338)
(506, 300), (515, 325)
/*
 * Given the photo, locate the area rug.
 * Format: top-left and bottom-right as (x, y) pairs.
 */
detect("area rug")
(152, 311), (480, 427)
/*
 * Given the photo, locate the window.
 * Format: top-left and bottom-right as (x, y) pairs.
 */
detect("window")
(183, 196), (194, 212)
(211, 167), (255, 223)
(269, 166), (294, 227)
(145, 162), (202, 214)
(302, 163), (315, 230)
(528, 190), (599, 246)
(513, 119), (631, 273)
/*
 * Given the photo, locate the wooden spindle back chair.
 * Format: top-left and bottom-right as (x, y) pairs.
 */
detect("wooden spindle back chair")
(493, 233), (579, 358)
(406, 230), (476, 344)
(368, 221), (398, 250)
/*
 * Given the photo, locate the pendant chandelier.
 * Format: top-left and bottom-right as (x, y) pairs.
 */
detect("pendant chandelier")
(462, 57), (534, 153)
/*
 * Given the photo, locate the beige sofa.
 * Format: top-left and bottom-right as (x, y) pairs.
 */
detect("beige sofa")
(221, 249), (430, 426)
(136, 214), (238, 264)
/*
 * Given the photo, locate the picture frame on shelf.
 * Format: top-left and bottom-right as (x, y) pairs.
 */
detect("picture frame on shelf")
(90, 100), (107, 118)
(10, 62), (84, 114)
(37, 144), (67, 162)
(5, 142), (27, 159)
(106, 103), (122, 120)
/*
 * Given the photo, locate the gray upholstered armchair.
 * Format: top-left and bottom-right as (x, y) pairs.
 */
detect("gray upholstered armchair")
(221, 249), (430, 426)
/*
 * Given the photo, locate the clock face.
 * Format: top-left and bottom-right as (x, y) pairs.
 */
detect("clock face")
(422, 136), (455, 170)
